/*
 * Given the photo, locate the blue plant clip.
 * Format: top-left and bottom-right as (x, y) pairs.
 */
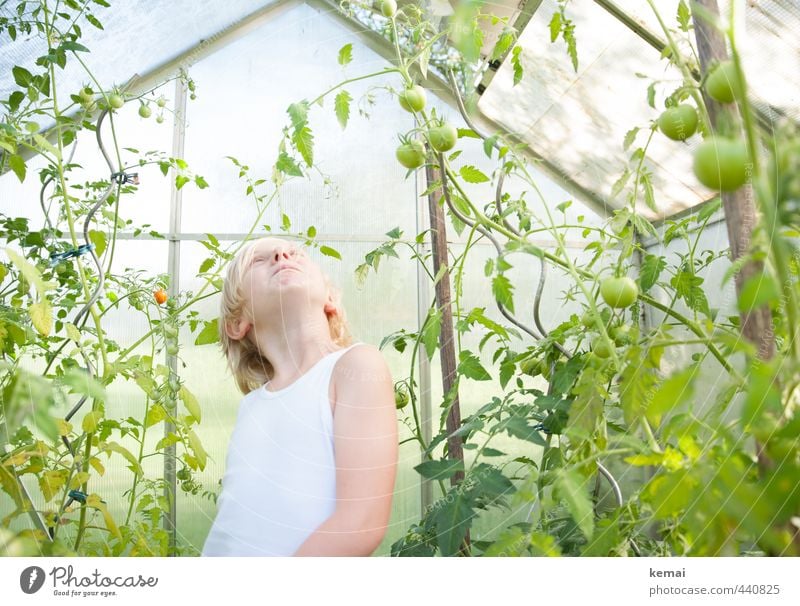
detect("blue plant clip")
(49, 242), (95, 268)
(67, 489), (87, 504)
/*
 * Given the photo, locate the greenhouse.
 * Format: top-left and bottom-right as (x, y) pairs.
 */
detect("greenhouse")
(1, 0), (799, 565)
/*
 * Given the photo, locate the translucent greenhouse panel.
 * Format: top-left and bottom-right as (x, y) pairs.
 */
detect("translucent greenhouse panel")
(181, 2), (417, 237)
(0, 81), (174, 234)
(176, 238), (421, 555)
(613, 0), (800, 124)
(643, 219), (744, 426)
(423, 88), (608, 243)
(0, 239), (168, 552)
(0, 0), (279, 104)
(478, 0), (715, 221)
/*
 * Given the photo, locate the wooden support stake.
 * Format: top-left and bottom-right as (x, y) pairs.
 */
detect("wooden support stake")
(424, 159), (470, 555)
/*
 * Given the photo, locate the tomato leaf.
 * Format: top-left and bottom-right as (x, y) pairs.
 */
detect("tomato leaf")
(623, 127), (639, 151)
(458, 165), (489, 183)
(421, 307), (441, 360)
(194, 318), (219, 346)
(414, 458), (464, 480)
(8, 154), (26, 182)
(337, 43), (353, 66)
(29, 299), (53, 337)
(555, 468), (594, 540)
(677, 0), (691, 32)
(287, 100), (309, 130)
(548, 12), (561, 42)
(293, 125), (314, 167)
(179, 385), (202, 424)
(511, 46), (523, 86)
(639, 254), (666, 291)
(334, 90), (351, 130)
(491, 273), (514, 314)
(12, 65), (32, 87)
(433, 489), (475, 556)
(457, 350), (492, 381)
(319, 245), (341, 259)
(275, 151), (303, 177)
(646, 364), (699, 428)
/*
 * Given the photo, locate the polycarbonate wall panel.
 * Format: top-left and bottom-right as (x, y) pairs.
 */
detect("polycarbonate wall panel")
(0, 0), (279, 105)
(644, 218), (743, 424)
(0, 81), (175, 234)
(180, 1), (418, 237)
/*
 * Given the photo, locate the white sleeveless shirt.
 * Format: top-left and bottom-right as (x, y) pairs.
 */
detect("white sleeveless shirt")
(201, 342), (366, 556)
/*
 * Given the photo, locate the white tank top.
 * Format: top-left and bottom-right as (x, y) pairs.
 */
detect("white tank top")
(201, 342), (366, 556)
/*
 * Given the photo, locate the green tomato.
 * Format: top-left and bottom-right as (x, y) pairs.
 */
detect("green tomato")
(138, 104), (152, 118)
(157, 96), (167, 108)
(396, 140), (426, 169)
(520, 357), (547, 378)
(156, 114), (165, 124)
(395, 387), (409, 409)
(693, 137), (750, 192)
(164, 324), (178, 338)
(705, 61), (742, 104)
(177, 467), (190, 481)
(610, 323), (633, 346)
(108, 93), (124, 109)
(600, 276), (638, 309)
(79, 86), (94, 105)
(381, 0), (396, 17)
(428, 123), (458, 152)
(166, 343), (179, 356)
(398, 85), (426, 113)
(657, 104), (698, 141)
(591, 335), (613, 358)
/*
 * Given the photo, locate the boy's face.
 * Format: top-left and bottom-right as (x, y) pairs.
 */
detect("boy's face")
(233, 238), (335, 340)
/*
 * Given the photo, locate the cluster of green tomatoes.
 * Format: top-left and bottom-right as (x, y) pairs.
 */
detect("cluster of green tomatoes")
(393, 82), (459, 169)
(656, 60), (751, 193)
(519, 276), (639, 376)
(75, 85), (169, 123)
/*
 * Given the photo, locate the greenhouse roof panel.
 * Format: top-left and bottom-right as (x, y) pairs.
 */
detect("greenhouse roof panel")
(0, 0), (279, 101)
(478, 0), (715, 221)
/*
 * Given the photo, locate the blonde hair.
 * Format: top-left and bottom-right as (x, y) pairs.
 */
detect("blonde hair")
(218, 237), (354, 395)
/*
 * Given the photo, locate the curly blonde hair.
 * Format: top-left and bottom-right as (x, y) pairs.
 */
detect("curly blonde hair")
(218, 237), (354, 395)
